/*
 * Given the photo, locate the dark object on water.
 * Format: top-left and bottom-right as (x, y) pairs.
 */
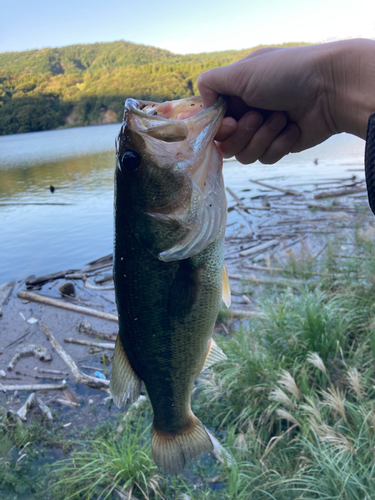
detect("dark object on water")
(58, 282), (76, 297)
(314, 158), (319, 165)
(50, 185), (55, 193)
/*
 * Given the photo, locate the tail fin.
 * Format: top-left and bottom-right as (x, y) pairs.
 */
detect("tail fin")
(151, 415), (213, 475)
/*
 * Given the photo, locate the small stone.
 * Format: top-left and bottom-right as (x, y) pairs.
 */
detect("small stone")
(59, 282), (75, 297)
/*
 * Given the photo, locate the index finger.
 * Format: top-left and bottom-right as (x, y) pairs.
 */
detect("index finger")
(197, 69), (221, 108)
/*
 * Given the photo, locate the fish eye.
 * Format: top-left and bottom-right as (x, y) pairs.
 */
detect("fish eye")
(120, 150), (141, 172)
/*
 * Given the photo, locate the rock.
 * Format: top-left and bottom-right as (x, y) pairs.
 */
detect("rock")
(59, 282), (75, 297)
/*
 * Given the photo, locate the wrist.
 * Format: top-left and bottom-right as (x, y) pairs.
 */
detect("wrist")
(324, 39), (375, 139)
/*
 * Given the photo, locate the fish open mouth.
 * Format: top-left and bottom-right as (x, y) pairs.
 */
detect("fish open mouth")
(138, 96), (204, 120)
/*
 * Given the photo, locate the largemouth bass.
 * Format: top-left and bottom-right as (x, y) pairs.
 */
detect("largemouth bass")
(110, 95), (231, 475)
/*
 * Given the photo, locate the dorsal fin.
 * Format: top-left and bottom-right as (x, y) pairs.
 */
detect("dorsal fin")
(201, 338), (227, 373)
(222, 261), (231, 307)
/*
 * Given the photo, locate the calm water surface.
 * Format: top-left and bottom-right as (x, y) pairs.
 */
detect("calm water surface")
(0, 124), (366, 283)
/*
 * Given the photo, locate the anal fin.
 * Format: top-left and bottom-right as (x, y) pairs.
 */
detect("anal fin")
(110, 336), (142, 408)
(201, 338), (227, 373)
(222, 262), (231, 307)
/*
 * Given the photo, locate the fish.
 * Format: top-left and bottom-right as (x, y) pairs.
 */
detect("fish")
(110, 94), (231, 475)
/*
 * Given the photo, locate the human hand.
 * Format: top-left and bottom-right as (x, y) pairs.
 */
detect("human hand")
(197, 40), (375, 164)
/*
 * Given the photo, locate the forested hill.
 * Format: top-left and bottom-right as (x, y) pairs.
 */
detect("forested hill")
(0, 40), (307, 135)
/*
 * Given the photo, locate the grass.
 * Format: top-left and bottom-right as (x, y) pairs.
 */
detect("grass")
(3, 233), (375, 498)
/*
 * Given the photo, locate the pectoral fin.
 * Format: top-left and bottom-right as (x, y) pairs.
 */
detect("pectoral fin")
(201, 338), (227, 373)
(222, 262), (231, 308)
(110, 336), (142, 408)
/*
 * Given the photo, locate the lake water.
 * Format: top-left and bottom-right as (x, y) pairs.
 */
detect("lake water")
(0, 124), (366, 284)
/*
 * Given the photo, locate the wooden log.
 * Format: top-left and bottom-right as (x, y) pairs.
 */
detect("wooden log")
(0, 202), (73, 206)
(25, 270), (80, 288)
(0, 280), (15, 317)
(86, 254), (113, 266)
(228, 309), (264, 319)
(314, 187), (367, 199)
(249, 179), (298, 196)
(239, 239), (279, 257)
(1, 383), (66, 392)
(77, 321), (117, 342)
(41, 322), (110, 390)
(17, 291), (118, 322)
(229, 273), (304, 286)
(64, 338), (115, 350)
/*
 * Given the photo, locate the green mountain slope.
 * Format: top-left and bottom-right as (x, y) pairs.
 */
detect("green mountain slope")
(0, 40), (308, 135)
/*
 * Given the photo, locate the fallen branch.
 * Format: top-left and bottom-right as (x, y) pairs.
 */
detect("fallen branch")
(314, 187), (367, 199)
(25, 270), (79, 288)
(41, 322), (110, 391)
(239, 239), (279, 257)
(39, 368), (69, 376)
(77, 321), (117, 342)
(10, 392), (53, 421)
(228, 309), (264, 319)
(1, 383), (66, 392)
(8, 344), (52, 371)
(229, 273), (304, 286)
(249, 179), (298, 196)
(17, 291), (118, 322)
(35, 375), (67, 381)
(64, 338), (115, 350)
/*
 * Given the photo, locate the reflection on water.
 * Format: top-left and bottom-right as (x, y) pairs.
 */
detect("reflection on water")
(0, 125), (366, 283)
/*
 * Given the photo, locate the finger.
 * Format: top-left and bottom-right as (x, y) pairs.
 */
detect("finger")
(197, 70), (221, 108)
(258, 123), (301, 164)
(217, 111), (264, 158)
(215, 117), (237, 142)
(197, 66), (246, 109)
(235, 112), (288, 164)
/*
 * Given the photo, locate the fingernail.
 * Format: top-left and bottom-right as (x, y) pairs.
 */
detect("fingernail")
(244, 113), (263, 131)
(269, 113), (287, 130)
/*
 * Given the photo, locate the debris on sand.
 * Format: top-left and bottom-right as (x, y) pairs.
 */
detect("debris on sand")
(7, 344), (52, 371)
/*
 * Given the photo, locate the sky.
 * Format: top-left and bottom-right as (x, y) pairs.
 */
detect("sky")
(1, 0), (375, 55)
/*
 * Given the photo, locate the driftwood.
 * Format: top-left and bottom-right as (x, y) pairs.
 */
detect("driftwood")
(239, 239), (279, 257)
(249, 179), (298, 196)
(17, 291), (118, 322)
(228, 309), (264, 319)
(25, 270), (79, 288)
(229, 273), (304, 286)
(64, 338), (115, 350)
(35, 374), (67, 381)
(8, 344), (52, 371)
(1, 383), (66, 392)
(39, 368), (69, 375)
(0, 280), (15, 317)
(77, 320), (117, 342)
(241, 263), (285, 273)
(84, 278), (114, 291)
(41, 322), (110, 391)
(24, 254), (113, 289)
(82, 254), (113, 273)
(9, 392), (53, 421)
(0, 202), (73, 206)
(314, 187), (367, 199)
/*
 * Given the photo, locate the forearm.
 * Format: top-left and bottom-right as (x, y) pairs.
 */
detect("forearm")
(324, 39), (375, 139)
